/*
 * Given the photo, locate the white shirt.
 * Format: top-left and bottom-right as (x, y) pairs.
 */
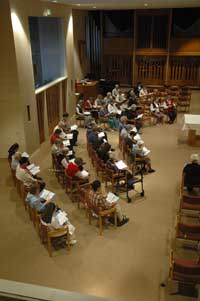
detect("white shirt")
(150, 102), (160, 113)
(16, 165), (37, 185)
(112, 88), (119, 98)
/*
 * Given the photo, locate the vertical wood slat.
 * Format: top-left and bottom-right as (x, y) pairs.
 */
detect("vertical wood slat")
(46, 83), (60, 134)
(36, 92), (45, 144)
(135, 56), (166, 85)
(168, 56), (200, 86)
(62, 79), (67, 113)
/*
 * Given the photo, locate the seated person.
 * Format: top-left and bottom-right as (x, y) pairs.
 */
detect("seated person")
(120, 124), (134, 139)
(8, 143), (19, 162)
(108, 113), (119, 131)
(126, 104), (143, 132)
(51, 138), (66, 155)
(59, 113), (79, 146)
(50, 129), (63, 145)
(183, 154), (200, 192)
(16, 157), (45, 189)
(56, 149), (74, 169)
(104, 92), (112, 105)
(26, 184), (49, 212)
(119, 116), (128, 132)
(76, 100), (84, 117)
(131, 140), (155, 173)
(134, 82), (142, 98)
(11, 151), (21, 170)
(99, 104), (109, 118)
(41, 202), (77, 247)
(88, 126), (102, 150)
(94, 94), (104, 107)
(127, 89), (138, 107)
(150, 99), (164, 124)
(124, 131), (140, 149)
(96, 142), (112, 163)
(66, 157), (89, 181)
(112, 84), (120, 98)
(89, 180), (129, 226)
(83, 98), (93, 110)
(164, 97), (177, 124)
(139, 86), (148, 99)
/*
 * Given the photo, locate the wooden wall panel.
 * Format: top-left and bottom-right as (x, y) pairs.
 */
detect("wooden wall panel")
(170, 38), (200, 56)
(104, 55), (132, 85)
(168, 56), (200, 86)
(62, 79), (67, 113)
(135, 56), (166, 85)
(46, 84), (60, 134)
(103, 38), (133, 55)
(36, 92), (45, 144)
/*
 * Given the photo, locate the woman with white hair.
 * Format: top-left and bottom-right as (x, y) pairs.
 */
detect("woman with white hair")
(183, 154), (200, 192)
(131, 140), (155, 173)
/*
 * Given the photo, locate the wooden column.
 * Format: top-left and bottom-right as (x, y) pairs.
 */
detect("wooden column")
(165, 9), (173, 85)
(132, 10), (137, 86)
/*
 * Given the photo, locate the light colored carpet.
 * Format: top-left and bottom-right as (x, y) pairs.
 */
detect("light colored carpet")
(0, 91), (199, 301)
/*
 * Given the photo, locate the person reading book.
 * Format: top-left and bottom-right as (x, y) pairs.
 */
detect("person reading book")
(16, 157), (45, 189)
(66, 157), (89, 182)
(89, 180), (129, 227)
(131, 140), (155, 173)
(183, 154), (200, 192)
(41, 202), (77, 248)
(26, 184), (50, 212)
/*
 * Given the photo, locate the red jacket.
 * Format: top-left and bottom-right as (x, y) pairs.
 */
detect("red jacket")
(50, 133), (60, 145)
(66, 162), (80, 178)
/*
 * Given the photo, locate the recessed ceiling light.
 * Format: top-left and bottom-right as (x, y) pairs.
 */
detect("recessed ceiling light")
(144, 3), (148, 6)
(76, 3), (81, 5)
(93, 6), (96, 8)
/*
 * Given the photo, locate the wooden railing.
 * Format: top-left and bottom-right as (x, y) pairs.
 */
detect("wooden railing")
(135, 56), (166, 85)
(168, 56), (200, 86)
(104, 55), (133, 85)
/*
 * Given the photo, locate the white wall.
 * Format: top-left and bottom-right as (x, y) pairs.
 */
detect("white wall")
(0, 0), (76, 157)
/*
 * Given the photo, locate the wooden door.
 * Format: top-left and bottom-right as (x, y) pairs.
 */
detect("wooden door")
(62, 79), (67, 113)
(36, 92), (45, 144)
(46, 84), (60, 134)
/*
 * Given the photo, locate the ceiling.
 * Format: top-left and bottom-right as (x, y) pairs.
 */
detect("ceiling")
(46, 0), (200, 9)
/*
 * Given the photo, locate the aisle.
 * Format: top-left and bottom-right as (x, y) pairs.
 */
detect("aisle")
(0, 92), (199, 301)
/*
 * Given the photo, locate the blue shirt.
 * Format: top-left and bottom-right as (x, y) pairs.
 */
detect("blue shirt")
(26, 193), (45, 212)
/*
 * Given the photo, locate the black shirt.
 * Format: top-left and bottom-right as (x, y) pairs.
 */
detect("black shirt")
(183, 163), (200, 186)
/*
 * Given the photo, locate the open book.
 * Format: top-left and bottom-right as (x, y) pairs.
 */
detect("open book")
(27, 163), (40, 175)
(70, 124), (78, 131)
(56, 211), (68, 225)
(115, 160), (127, 170)
(63, 140), (70, 147)
(136, 114), (143, 119)
(65, 134), (73, 140)
(81, 170), (89, 177)
(21, 152), (29, 158)
(106, 192), (119, 204)
(98, 132), (105, 138)
(84, 111), (91, 115)
(68, 150), (73, 156)
(142, 147), (151, 156)
(134, 133), (141, 141)
(40, 189), (55, 201)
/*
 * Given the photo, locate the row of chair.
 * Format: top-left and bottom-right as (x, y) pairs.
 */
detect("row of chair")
(168, 173), (200, 295)
(51, 154), (118, 235)
(8, 159), (71, 257)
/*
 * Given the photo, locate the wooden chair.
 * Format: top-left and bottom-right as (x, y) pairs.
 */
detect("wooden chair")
(176, 215), (200, 242)
(169, 251), (200, 285)
(76, 114), (85, 127)
(105, 166), (125, 192)
(87, 201), (117, 235)
(40, 222), (70, 257)
(65, 173), (88, 202)
(180, 194), (200, 212)
(99, 116), (109, 130)
(77, 182), (91, 210)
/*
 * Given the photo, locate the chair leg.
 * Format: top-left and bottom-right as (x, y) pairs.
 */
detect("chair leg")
(66, 230), (71, 251)
(114, 211), (117, 229)
(99, 215), (103, 235)
(47, 236), (52, 257)
(88, 209), (92, 225)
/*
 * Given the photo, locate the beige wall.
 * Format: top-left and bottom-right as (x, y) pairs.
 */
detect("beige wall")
(0, 0), (26, 158)
(73, 9), (90, 81)
(0, 0), (76, 158)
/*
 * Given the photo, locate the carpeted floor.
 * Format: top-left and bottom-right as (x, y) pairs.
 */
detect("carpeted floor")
(0, 91), (199, 301)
